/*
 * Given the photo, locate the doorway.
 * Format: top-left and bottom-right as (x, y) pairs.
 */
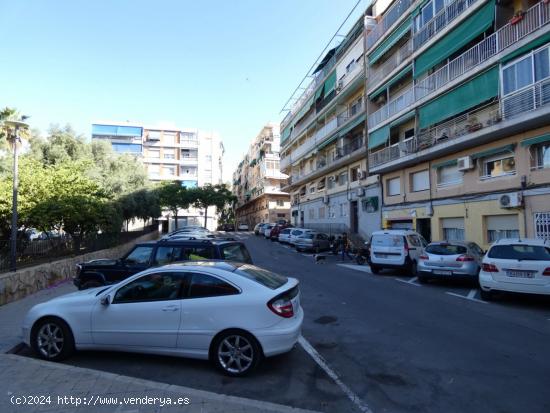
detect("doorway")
(416, 218), (432, 242)
(350, 201), (358, 233)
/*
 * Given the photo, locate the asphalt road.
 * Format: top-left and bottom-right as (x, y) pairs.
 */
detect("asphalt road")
(17, 232), (550, 413)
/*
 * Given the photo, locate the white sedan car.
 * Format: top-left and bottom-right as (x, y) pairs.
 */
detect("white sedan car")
(479, 238), (550, 300)
(22, 261), (303, 376)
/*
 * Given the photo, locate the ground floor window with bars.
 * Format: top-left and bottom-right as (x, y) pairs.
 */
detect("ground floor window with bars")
(534, 212), (550, 240)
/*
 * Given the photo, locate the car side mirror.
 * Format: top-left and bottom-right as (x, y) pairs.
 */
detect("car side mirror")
(100, 295), (111, 306)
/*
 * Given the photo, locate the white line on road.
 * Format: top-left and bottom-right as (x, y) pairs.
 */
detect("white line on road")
(298, 336), (373, 413)
(467, 289), (477, 299)
(395, 277), (421, 287)
(446, 291), (487, 304)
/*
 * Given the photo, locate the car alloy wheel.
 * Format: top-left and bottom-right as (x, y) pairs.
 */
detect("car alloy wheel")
(32, 318), (74, 361)
(215, 332), (259, 376)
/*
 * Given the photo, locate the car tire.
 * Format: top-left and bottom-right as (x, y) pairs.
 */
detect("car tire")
(211, 330), (262, 377)
(81, 280), (103, 290)
(31, 317), (75, 362)
(418, 274), (429, 284)
(370, 265), (381, 274)
(479, 288), (494, 301)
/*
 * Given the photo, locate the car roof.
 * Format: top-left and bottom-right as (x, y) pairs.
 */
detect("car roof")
(161, 260), (244, 271)
(157, 238), (241, 246)
(492, 238), (550, 246)
(429, 241), (470, 247)
(372, 230), (418, 236)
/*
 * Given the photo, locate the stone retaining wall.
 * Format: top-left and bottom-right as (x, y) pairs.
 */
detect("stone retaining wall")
(0, 231), (159, 306)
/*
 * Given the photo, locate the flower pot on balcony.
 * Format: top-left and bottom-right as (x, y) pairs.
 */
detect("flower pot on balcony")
(510, 11), (525, 25)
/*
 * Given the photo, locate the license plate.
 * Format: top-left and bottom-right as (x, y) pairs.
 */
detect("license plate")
(506, 270), (534, 278)
(433, 270), (452, 276)
(376, 253), (388, 258)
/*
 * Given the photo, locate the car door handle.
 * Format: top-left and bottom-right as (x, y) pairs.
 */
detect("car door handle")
(162, 306), (179, 312)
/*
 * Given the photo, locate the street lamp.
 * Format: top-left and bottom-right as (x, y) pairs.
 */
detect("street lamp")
(4, 119), (29, 272)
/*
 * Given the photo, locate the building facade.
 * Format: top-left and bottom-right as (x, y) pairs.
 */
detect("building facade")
(279, 15), (381, 239)
(364, 0), (550, 249)
(92, 121), (224, 230)
(233, 124), (290, 228)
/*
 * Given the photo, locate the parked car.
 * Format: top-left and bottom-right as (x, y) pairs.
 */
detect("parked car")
(289, 228), (314, 246)
(369, 230), (427, 275)
(24, 261), (303, 376)
(163, 227), (210, 239)
(479, 238), (550, 300)
(417, 241), (484, 283)
(263, 224), (276, 238)
(294, 232), (331, 252)
(254, 223), (266, 235)
(73, 239), (253, 290)
(238, 223), (249, 231)
(217, 223), (235, 232)
(278, 228), (293, 244)
(269, 224), (292, 241)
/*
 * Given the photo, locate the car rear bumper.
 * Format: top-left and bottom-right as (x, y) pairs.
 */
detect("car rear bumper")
(418, 267), (478, 279)
(479, 272), (550, 295)
(254, 310), (303, 357)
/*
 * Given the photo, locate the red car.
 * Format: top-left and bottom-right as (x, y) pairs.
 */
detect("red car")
(269, 224), (293, 241)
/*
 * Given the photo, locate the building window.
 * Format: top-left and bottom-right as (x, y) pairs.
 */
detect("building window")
(532, 143), (550, 170)
(163, 166), (176, 176)
(534, 212), (550, 240)
(319, 207), (325, 219)
(309, 186), (316, 194)
(415, 0), (445, 31)
(437, 164), (463, 187)
(410, 170), (430, 192)
(148, 164), (160, 175)
(308, 209), (315, 220)
(163, 133), (176, 145)
(111, 143), (142, 154)
(163, 148), (175, 159)
(502, 45), (550, 96)
(276, 199), (284, 207)
(441, 217), (465, 241)
(386, 177), (401, 196)
(339, 172), (348, 186)
(350, 167), (360, 182)
(148, 149), (160, 158)
(339, 203), (347, 217)
(327, 177), (335, 190)
(481, 154), (516, 179)
(486, 214), (520, 243)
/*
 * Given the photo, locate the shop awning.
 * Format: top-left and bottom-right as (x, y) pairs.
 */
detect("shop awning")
(368, 125), (390, 149)
(369, 65), (413, 100)
(520, 133), (550, 147)
(418, 66), (499, 129)
(501, 32), (550, 64)
(339, 113), (366, 137)
(414, 0), (496, 78)
(368, 19), (411, 65)
(471, 144), (516, 160)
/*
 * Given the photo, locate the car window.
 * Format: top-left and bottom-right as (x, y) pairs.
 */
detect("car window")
(180, 246), (214, 260)
(372, 235), (404, 247)
(186, 273), (239, 298)
(426, 244), (467, 255)
(488, 245), (550, 260)
(153, 246), (184, 265)
(282, 229), (291, 234)
(291, 230), (302, 236)
(124, 246), (154, 265)
(470, 243), (484, 256)
(233, 264), (288, 289)
(114, 272), (185, 303)
(221, 244), (252, 263)
(318, 234), (328, 240)
(408, 236), (422, 247)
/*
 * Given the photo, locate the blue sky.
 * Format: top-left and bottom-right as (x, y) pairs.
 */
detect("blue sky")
(0, 0), (366, 181)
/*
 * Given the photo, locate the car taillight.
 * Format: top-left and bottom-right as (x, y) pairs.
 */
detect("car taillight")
(542, 268), (550, 276)
(268, 297), (294, 318)
(419, 255), (429, 260)
(482, 263), (499, 272)
(456, 255), (475, 262)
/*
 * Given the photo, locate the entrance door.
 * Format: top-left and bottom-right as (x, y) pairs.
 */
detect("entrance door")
(350, 201), (358, 233)
(416, 218), (432, 243)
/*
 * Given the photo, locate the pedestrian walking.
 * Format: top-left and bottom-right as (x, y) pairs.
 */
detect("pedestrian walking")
(340, 232), (353, 261)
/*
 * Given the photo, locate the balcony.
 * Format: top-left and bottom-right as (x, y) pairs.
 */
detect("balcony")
(368, 86), (414, 128)
(413, 0), (480, 50)
(366, 0), (415, 49)
(368, 39), (413, 88)
(501, 77), (550, 120)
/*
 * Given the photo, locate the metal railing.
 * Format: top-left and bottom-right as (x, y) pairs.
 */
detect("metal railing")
(414, 0), (479, 49)
(368, 86), (414, 127)
(368, 39), (413, 87)
(337, 98), (365, 127)
(501, 77), (550, 119)
(366, 0), (415, 49)
(369, 143), (401, 168)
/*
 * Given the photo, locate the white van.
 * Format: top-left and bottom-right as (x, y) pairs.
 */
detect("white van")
(369, 230), (427, 275)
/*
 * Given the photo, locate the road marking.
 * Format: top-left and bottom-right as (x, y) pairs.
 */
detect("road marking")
(467, 289), (477, 299)
(301, 253), (315, 257)
(298, 336), (373, 413)
(337, 264), (373, 273)
(395, 277), (421, 287)
(446, 291), (487, 304)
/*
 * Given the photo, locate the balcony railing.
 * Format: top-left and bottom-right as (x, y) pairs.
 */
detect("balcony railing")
(369, 1), (549, 131)
(414, 0), (479, 50)
(337, 98), (365, 127)
(366, 0), (414, 49)
(501, 77), (550, 120)
(368, 39), (413, 87)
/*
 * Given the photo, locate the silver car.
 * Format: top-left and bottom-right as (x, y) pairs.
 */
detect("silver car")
(417, 241), (484, 282)
(294, 232), (331, 252)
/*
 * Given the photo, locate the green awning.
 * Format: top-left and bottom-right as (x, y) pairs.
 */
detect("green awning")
(501, 32), (550, 64)
(369, 65), (413, 99)
(418, 66), (499, 129)
(339, 113), (366, 137)
(521, 133), (550, 147)
(324, 71), (337, 96)
(314, 84), (324, 100)
(281, 125), (292, 143)
(294, 95), (314, 123)
(317, 134), (338, 151)
(368, 19), (411, 65)
(389, 110), (415, 128)
(471, 144), (516, 160)
(368, 125), (390, 149)
(432, 159), (457, 169)
(414, 0), (495, 78)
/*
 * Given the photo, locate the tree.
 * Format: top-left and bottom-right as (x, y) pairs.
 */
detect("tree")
(192, 184), (236, 228)
(157, 182), (194, 230)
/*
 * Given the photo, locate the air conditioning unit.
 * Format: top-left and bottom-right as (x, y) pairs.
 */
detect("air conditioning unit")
(328, 175), (337, 181)
(457, 156), (474, 171)
(358, 170), (367, 180)
(499, 193), (522, 208)
(357, 188), (366, 197)
(323, 195), (329, 204)
(336, 79), (344, 92)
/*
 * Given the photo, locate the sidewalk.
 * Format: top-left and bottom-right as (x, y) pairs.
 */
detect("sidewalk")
(0, 282), (322, 413)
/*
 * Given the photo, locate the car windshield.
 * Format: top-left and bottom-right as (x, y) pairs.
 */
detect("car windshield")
(426, 244), (467, 255)
(372, 235), (404, 247)
(488, 245), (550, 261)
(233, 265), (288, 289)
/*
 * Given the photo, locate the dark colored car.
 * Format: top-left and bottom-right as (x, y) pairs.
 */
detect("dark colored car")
(269, 224), (293, 241)
(73, 239), (253, 290)
(217, 223), (235, 231)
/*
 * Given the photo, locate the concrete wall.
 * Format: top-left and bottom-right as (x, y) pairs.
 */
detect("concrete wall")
(0, 231), (159, 306)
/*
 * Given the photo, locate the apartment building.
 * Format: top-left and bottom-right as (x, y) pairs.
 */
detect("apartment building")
(91, 121), (224, 230)
(364, 0), (550, 248)
(233, 123), (290, 228)
(279, 15), (381, 238)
